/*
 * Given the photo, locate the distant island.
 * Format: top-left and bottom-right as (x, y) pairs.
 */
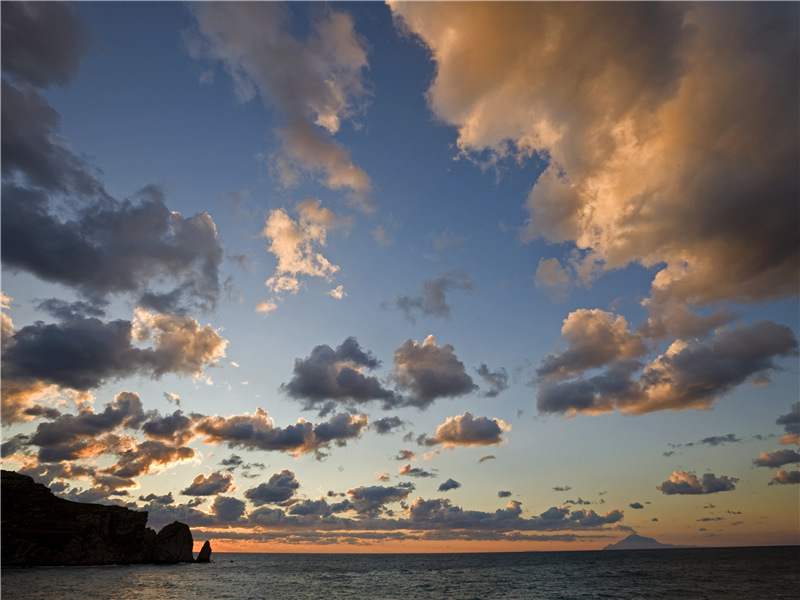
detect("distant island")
(603, 532), (696, 551)
(1, 470), (212, 567)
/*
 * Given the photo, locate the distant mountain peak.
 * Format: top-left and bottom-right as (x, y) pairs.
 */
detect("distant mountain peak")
(603, 532), (692, 550)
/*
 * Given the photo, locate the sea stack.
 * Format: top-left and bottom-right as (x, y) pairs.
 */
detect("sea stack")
(195, 540), (213, 563)
(152, 521), (195, 563)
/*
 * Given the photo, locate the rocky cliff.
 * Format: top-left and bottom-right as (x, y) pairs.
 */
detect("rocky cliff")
(1, 470), (210, 566)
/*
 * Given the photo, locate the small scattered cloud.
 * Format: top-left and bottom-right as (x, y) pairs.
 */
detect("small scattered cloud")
(629, 502), (644, 509)
(438, 478), (461, 492)
(769, 470), (800, 485)
(389, 271), (473, 324)
(777, 403), (799, 445)
(181, 471), (235, 496)
(752, 449), (800, 468)
(399, 463), (436, 478)
(657, 471), (738, 495)
(421, 412), (510, 448)
(244, 470), (300, 506)
(475, 364), (509, 398)
(498, 490), (512, 498)
(478, 455), (496, 463)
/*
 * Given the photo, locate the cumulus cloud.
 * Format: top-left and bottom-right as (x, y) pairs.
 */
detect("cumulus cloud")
(392, 335), (477, 408)
(261, 199), (350, 297)
(2, 83), (224, 313)
(769, 470), (800, 485)
(346, 485), (413, 516)
(537, 321), (798, 415)
(390, 2), (798, 327)
(2, 311), (227, 421)
(537, 309), (647, 381)
(438, 478), (461, 492)
(244, 470), (300, 506)
(210, 495), (247, 522)
(399, 464), (436, 478)
(142, 410), (197, 446)
(777, 403), (799, 445)
(194, 408), (369, 458)
(189, 2), (372, 208)
(181, 471), (235, 496)
(475, 364), (509, 398)
(657, 471), (738, 495)
(422, 412), (510, 448)
(138, 492), (174, 505)
(371, 416), (405, 435)
(752, 449), (800, 468)
(390, 271), (473, 324)
(281, 336), (397, 413)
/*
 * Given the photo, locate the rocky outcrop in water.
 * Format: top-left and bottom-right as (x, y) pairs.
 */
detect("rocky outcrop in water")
(195, 540), (212, 563)
(1, 470), (210, 566)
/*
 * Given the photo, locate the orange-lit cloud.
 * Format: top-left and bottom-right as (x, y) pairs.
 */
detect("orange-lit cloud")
(422, 412), (510, 448)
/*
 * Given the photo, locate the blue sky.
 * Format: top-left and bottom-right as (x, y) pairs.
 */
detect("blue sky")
(2, 2), (798, 552)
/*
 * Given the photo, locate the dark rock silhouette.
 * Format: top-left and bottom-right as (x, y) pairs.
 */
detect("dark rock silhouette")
(152, 521), (195, 564)
(195, 540), (213, 563)
(1, 470), (207, 566)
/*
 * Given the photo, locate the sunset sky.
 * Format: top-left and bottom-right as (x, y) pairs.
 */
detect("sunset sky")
(2, 1), (798, 553)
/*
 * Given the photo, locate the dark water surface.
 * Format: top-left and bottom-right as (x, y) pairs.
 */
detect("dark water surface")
(2, 546), (797, 599)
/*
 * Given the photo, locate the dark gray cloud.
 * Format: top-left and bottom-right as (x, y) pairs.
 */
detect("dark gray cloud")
(2, 184), (224, 313)
(372, 416), (405, 435)
(669, 433), (742, 449)
(36, 299), (106, 320)
(181, 471), (234, 496)
(346, 485), (413, 516)
(210, 495), (247, 522)
(1, 313), (227, 416)
(769, 470), (800, 485)
(138, 492), (174, 505)
(776, 403), (799, 445)
(629, 502), (644, 509)
(390, 270), (473, 324)
(537, 321), (798, 415)
(1, 5), (224, 315)
(438, 478), (461, 492)
(479, 455), (496, 463)
(392, 335), (477, 408)
(498, 490), (512, 498)
(1, 2), (89, 89)
(564, 498), (591, 506)
(752, 449), (800, 468)
(244, 470), (300, 506)
(475, 364), (509, 398)
(281, 337), (398, 413)
(422, 412), (510, 448)
(195, 409), (369, 458)
(657, 471), (738, 495)
(552, 486), (572, 492)
(105, 439), (196, 479)
(142, 410), (197, 446)
(399, 464), (436, 478)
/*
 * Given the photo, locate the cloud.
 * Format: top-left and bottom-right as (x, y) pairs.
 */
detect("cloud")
(422, 412), (510, 448)
(498, 491), (511, 498)
(261, 200), (349, 296)
(194, 408), (368, 458)
(189, 2), (372, 209)
(390, 3), (799, 327)
(371, 416), (405, 435)
(372, 225), (394, 247)
(181, 471), (235, 496)
(142, 410), (197, 446)
(537, 309), (647, 381)
(475, 364), (509, 398)
(438, 478), (461, 492)
(281, 336), (398, 413)
(629, 502), (644, 509)
(668, 433), (742, 449)
(537, 321), (798, 415)
(346, 485), (413, 516)
(395, 449), (416, 462)
(1, 311), (227, 418)
(392, 335), (477, 408)
(1, 2), (89, 88)
(769, 470), (800, 485)
(210, 495), (247, 522)
(777, 403), (799, 445)
(479, 455), (496, 463)
(657, 471), (738, 495)
(244, 470), (300, 506)
(399, 464), (436, 478)
(328, 285), (346, 300)
(138, 492), (174, 505)
(753, 449), (800, 468)
(390, 271), (473, 324)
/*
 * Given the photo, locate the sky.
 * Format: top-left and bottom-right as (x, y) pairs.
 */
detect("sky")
(1, 1), (798, 553)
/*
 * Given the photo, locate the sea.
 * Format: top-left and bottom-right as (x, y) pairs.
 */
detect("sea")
(2, 546), (797, 600)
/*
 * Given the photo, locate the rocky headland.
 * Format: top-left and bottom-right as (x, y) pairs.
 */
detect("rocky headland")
(1, 470), (212, 567)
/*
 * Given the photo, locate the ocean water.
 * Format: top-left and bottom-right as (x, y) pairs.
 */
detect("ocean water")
(2, 546), (797, 600)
